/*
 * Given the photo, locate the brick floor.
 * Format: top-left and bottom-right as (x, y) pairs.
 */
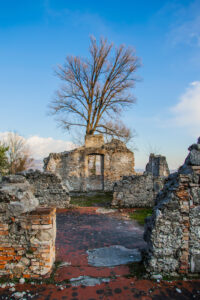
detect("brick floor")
(0, 207), (199, 299)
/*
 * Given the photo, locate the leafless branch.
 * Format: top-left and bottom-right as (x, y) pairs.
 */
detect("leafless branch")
(49, 36), (140, 140)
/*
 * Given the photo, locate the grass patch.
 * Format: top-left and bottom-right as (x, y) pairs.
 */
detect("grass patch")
(129, 208), (152, 225)
(70, 192), (113, 207)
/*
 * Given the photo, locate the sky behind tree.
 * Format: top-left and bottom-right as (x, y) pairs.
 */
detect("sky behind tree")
(0, 0), (199, 169)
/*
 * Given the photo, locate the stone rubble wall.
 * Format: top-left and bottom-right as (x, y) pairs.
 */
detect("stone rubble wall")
(85, 134), (104, 148)
(0, 176), (56, 278)
(19, 170), (70, 208)
(111, 154), (169, 208)
(112, 174), (165, 208)
(44, 136), (135, 193)
(144, 138), (200, 276)
(145, 154), (170, 177)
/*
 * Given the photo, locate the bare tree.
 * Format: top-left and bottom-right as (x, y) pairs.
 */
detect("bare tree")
(50, 37), (139, 140)
(3, 132), (34, 174)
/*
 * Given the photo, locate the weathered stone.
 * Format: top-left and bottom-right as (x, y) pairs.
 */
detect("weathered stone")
(20, 257), (30, 267)
(19, 170), (70, 208)
(144, 138), (200, 276)
(87, 245), (141, 267)
(85, 134), (104, 148)
(2, 175), (26, 184)
(145, 154), (169, 177)
(185, 149), (200, 166)
(44, 135), (135, 192)
(0, 176), (39, 215)
(13, 264), (25, 277)
(184, 139), (200, 166)
(36, 229), (54, 242)
(0, 178), (56, 278)
(112, 154), (169, 208)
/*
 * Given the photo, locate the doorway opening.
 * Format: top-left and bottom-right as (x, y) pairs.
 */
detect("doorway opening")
(87, 154), (104, 191)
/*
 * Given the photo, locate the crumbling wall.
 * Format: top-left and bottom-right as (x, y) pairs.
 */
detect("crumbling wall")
(146, 154), (170, 177)
(44, 136), (135, 192)
(0, 175), (56, 278)
(112, 174), (164, 208)
(19, 170), (70, 208)
(112, 154), (168, 208)
(85, 134), (104, 148)
(144, 138), (200, 276)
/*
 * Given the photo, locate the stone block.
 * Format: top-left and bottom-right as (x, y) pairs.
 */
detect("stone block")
(191, 254), (200, 273)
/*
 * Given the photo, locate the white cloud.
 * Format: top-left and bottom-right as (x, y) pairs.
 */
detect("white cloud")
(26, 136), (76, 159)
(0, 133), (76, 159)
(171, 81), (200, 137)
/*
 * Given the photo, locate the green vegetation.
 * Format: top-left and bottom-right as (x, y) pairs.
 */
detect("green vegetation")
(70, 192), (113, 207)
(0, 144), (9, 176)
(129, 208), (153, 225)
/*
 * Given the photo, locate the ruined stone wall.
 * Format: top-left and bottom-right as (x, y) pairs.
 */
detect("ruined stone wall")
(112, 154), (168, 208)
(112, 174), (165, 208)
(44, 136), (135, 193)
(0, 176), (56, 278)
(144, 138), (200, 276)
(19, 170), (70, 208)
(44, 149), (88, 192)
(103, 139), (135, 191)
(85, 134), (104, 148)
(146, 154), (170, 177)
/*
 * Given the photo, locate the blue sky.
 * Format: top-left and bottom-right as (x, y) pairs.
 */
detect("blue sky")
(0, 0), (200, 169)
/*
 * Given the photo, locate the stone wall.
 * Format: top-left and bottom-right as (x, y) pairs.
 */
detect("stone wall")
(112, 154), (169, 208)
(112, 174), (165, 208)
(144, 138), (200, 276)
(85, 134), (104, 148)
(44, 135), (135, 193)
(145, 154), (170, 177)
(19, 170), (70, 208)
(0, 176), (56, 278)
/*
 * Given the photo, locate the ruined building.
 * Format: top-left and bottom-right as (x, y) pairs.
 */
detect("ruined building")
(145, 153), (170, 177)
(44, 135), (135, 193)
(0, 175), (56, 278)
(112, 154), (169, 208)
(144, 137), (200, 276)
(19, 170), (70, 208)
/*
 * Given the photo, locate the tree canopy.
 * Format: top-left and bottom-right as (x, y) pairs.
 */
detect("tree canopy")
(50, 37), (140, 142)
(0, 132), (34, 174)
(0, 144), (9, 176)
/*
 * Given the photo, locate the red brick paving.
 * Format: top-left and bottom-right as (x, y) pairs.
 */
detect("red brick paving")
(0, 207), (199, 299)
(55, 207), (145, 273)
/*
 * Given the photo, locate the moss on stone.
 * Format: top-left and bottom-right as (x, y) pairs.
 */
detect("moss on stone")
(129, 209), (152, 225)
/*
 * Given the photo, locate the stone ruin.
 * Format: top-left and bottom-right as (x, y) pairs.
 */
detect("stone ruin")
(19, 170), (70, 208)
(144, 137), (200, 276)
(1, 132), (200, 280)
(0, 134), (135, 279)
(146, 153), (170, 177)
(44, 134), (135, 193)
(0, 175), (56, 278)
(112, 154), (169, 208)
